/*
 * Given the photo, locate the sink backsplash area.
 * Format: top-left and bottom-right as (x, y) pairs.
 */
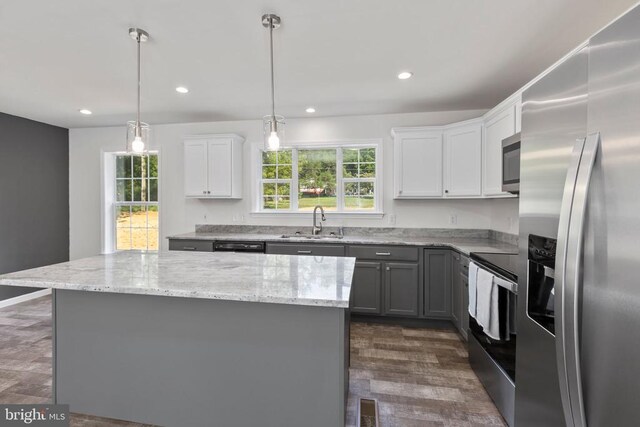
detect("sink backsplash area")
(194, 224), (518, 246)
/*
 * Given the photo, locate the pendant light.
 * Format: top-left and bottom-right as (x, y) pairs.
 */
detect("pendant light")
(262, 14), (284, 151)
(126, 28), (150, 154)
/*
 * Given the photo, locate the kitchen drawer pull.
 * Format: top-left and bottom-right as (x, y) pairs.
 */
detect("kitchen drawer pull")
(375, 252), (391, 256)
(183, 247), (196, 250)
(297, 250), (312, 254)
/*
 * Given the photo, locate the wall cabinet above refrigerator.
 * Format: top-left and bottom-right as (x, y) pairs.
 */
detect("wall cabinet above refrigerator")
(183, 134), (244, 199)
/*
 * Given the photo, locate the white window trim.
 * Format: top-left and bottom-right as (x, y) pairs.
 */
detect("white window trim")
(101, 150), (161, 254)
(251, 139), (384, 217)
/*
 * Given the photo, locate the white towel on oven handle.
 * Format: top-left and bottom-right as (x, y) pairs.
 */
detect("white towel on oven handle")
(476, 269), (501, 340)
(468, 262), (479, 317)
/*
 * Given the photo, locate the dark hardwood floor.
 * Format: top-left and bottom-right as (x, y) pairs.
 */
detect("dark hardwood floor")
(0, 296), (505, 426)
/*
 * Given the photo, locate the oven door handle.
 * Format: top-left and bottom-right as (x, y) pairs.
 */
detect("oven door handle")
(555, 133), (600, 427)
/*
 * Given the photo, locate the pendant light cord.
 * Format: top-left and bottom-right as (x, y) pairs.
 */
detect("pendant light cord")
(136, 35), (142, 132)
(269, 17), (276, 119)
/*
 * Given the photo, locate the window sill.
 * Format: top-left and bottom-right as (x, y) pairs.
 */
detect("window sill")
(250, 211), (385, 220)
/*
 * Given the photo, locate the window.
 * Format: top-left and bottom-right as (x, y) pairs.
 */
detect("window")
(258, 143), (380, 213)
(114, 154), (158, 251)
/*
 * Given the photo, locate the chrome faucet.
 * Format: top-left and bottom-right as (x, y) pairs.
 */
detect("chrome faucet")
(312, 205), (326, 235)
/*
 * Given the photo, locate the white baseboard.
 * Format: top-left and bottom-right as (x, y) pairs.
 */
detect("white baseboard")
(0, 289), (51, 309)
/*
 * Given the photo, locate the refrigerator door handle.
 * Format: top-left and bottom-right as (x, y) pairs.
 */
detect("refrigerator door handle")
(556, 132), (601, 427)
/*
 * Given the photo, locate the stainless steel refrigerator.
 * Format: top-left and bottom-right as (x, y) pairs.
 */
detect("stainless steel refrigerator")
(516, 4), (640, 426)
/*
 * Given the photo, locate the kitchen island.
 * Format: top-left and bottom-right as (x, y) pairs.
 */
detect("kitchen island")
(0, 251), (355, 427)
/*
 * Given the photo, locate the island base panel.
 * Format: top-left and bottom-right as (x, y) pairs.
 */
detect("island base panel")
(53, 290), (347, 427)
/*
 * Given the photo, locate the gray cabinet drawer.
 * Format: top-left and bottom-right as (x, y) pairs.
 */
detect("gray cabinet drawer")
(347, 245), (419, 261)
(266, 243), (345, 257)
(168, 239), (214, 252)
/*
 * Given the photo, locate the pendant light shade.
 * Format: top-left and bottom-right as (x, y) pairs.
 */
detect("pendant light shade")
(126, 28), (150, 154)
(262, 14), (284, 151)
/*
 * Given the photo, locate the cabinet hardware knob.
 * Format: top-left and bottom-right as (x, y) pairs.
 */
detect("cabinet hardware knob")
(376, 266), (380, 270)
(203, 191), (206, 194)
(445, 190), (449, 193)
(386, 267), (390, 271)
(207, 191), (211, 194)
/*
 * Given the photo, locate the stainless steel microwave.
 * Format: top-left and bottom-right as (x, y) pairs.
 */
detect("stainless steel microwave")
(502, 132), (521, 194)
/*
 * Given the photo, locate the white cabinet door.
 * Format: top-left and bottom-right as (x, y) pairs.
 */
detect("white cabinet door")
(394, 131), (443, 198)
(444, 123), (482, 197)
(483, 106), (515, 196)
(207, 139), (233, 197)
(184, 140), (209, 197)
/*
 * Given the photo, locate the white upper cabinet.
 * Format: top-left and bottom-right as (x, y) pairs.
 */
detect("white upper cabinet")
(184, 134), (244, 199)
(443, 121), (482, 197)
(184, 140), (209, 197)
(393, 128), (443, 198)
(483, 102), (516, 196)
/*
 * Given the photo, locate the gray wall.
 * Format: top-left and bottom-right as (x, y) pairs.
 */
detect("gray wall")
(0, 112), (69, 300)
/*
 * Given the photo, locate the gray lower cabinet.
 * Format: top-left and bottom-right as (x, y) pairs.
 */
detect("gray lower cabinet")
(384, 262), (419, 316)
(351, 261), (382, 314)
(423, 249), (451, 318)
(451, 251), (462, 329)
(168, 239), (214, 252)
(266, 243), (345, 257)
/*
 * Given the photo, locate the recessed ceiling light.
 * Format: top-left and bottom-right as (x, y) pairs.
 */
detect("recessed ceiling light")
(305, 107), (316, 113)
(79, 109), (92, 115)
(175, 86), (189, 94)
(397, 71), (413, 80)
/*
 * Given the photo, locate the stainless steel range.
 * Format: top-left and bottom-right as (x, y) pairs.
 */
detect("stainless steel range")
(468, 251), (518, 426)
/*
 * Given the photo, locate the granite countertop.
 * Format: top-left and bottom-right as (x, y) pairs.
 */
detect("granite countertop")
(168, 228), (518, 256)
(0, 251), (355, 309)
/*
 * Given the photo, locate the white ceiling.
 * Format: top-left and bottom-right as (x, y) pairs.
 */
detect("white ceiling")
(0, 0), (637, 128)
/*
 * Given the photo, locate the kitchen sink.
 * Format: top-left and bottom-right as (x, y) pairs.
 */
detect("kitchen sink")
(280, 233), (344, 240)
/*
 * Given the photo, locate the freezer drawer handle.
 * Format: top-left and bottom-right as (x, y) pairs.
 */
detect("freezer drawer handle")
(555, 132), (600, 427)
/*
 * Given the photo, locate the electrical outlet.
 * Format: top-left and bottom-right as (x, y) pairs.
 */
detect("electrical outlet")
(387, 214), (397, 225)
(449, 214), (458, 225)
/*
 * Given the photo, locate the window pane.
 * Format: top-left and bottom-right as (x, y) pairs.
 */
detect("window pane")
(116, 228), (132, 251)
(148, 205), (159, 228)
(344, 182), (375, 210)
(262, 196), (276, 210)
(147, 227), (159, 251)
(343, 148), (358, 163)
(263, 183), (276, 197)
(277, 183), (290, 197)
(149, 179), (158, 202)
(116, 156), (131, 178)
(277, 150), (292, 164)
(116, 179), (130, 202)
(360, 163), (376, 178)
(262, 151), (277, 165)
(360, 148), (376, 162)
(278, 164), (292, 179)
(133, 179), (143, 201)
(343, 163), (358, 178)
(262, 165), (277, 179)
(116, 206), (132, 228)
(298, 149), (337, 211)
(148, 155), (158, 178)
(130, 228), (149, 251)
